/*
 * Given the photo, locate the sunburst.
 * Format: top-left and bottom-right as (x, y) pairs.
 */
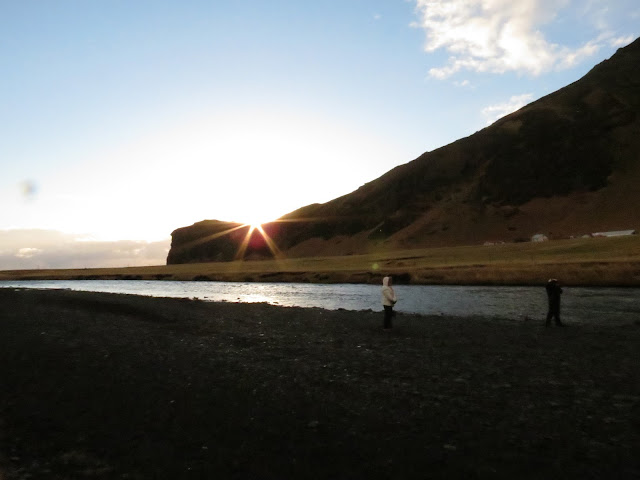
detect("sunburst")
(171, 215), (337, 264)
(235, 223), (283, 261)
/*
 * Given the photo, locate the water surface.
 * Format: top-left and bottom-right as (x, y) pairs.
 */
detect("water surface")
(2, 280), (639, 325)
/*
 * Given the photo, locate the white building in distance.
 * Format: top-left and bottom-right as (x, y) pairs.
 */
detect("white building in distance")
(592, 230), (637, 237)
(531, 234), (549, 242)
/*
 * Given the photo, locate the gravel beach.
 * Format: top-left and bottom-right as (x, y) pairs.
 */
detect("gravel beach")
(0, 288), (638, 479)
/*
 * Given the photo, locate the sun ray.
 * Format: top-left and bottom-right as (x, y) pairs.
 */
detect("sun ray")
(255, 225), (283, 259)
(233, 223), (284, 261)
(234, 224), (256, 261)
(172, 214), (348, 265)
(264, 214), (370, 225)
(172, 224), (248, 254)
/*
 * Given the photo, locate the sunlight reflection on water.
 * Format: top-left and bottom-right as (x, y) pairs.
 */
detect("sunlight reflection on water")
(1, 280), (638, 325)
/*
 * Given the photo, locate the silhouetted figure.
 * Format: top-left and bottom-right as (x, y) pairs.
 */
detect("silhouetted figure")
(381, 276), (397, 330)
(545, 279), (564, 326)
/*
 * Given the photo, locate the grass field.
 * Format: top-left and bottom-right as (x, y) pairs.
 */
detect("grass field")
(2, 235), (640, 286)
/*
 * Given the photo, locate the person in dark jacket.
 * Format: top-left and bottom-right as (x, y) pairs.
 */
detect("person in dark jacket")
(545, 279), (564, 326)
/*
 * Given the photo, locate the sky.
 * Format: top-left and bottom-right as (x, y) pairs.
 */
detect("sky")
(1, 0), (637, 269)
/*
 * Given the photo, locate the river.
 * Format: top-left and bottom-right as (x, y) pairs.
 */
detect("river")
(2, 280), (639, 326)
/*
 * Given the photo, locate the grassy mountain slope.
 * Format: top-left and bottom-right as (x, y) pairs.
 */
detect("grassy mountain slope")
(168, 38), (640, 264)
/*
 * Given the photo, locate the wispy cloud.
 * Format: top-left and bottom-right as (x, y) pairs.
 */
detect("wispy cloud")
(454, 79), (472, 88)
(15, 247), (43, 259)
(609, 34), (635, 47)
(0, 229), (170, 270)
(412, 0), (631, 79)
(482, 93), (534, 125)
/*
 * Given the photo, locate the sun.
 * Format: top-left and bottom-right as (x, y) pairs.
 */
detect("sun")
(241, 220), (264, 233)
(240, 214), (276, 231)
(233, 217), (284, 260)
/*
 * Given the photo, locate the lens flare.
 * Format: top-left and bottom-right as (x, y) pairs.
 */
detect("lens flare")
(172, 214), (337, 264)
(235, 223), (283, 260)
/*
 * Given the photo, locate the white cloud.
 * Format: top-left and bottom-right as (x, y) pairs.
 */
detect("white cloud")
(454, 79), (472, 87)
(609, 35), (635, 47)
(413, 0), (624, 78)
(482, 93), (534, 125)
(556, 38), (601, 69)
(0, 229), (170, 270)
(16, 247), (42, 258)
(580, 0), (610, 31)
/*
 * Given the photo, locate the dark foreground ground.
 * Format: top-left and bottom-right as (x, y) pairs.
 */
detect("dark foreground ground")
(0, 289), (638, 479)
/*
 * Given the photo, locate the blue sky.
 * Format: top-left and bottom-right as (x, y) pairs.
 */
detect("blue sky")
(1, 0), (637, 268)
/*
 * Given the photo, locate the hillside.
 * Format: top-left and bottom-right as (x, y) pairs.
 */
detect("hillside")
(168, 38), (640, 264)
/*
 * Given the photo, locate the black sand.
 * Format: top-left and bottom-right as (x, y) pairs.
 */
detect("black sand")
(0, 288), (638, 479)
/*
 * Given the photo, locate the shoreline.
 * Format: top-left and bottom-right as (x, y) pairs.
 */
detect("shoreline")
(2, 263), (640, 287)
(1, 289), (639, 478)
(3, 282), (640, 329)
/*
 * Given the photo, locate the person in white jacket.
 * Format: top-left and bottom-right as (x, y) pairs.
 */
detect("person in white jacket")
(381, 276), (397, 329)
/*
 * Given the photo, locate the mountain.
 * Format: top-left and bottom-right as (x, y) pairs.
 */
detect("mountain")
(168, 38), (640, 264)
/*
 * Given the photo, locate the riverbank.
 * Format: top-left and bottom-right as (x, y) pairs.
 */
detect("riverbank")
(1, 289), (638, 479)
